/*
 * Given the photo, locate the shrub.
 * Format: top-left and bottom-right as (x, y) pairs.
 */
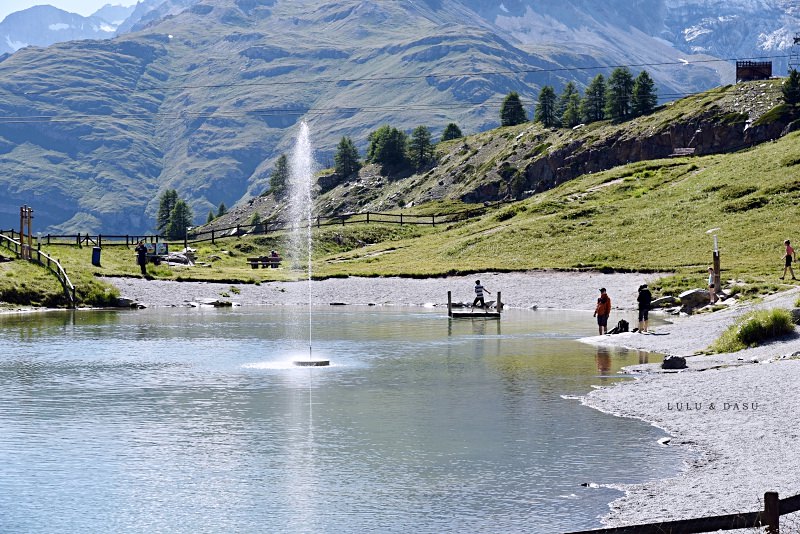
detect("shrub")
(710, 309), (795, 353)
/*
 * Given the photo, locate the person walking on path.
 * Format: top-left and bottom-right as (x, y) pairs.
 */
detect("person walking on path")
(707, 267), (718, 304)
(781, 239), (797, 280)
(593, 288), (611, 335)
(472, 280), (491, 311)
(135, 241), (148, 277)
(637, 284), (652, 333)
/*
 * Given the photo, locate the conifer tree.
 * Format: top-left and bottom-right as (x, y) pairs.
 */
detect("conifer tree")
(269, 154), (289, 198)
(217, 202), (227, 218)
(500, 91), (527, 126)
(581, 74), (606, 123)
(557, 82), (580, 127)
(784, 69), (800, 106)
(535, 85), (558, 127)
(165, 199), (193, 240)
(409, 125), (435, 171)
(631, 70), (658, 117)
(156, 189), (178, 233)
(367, 125), (409, 172)
(249, 212), (264, 234)
(334, 136), (361, 177)
(440, 122), (463, 142)
(605, 67), (635, 122)
(206, 210), (215, 224)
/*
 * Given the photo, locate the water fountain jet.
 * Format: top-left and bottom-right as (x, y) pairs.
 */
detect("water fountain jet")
(289, 121), (329, 367)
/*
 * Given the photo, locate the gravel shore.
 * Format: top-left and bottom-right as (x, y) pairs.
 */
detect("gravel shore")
(103, 272), (800, 529)
(102, 270), (656, 311)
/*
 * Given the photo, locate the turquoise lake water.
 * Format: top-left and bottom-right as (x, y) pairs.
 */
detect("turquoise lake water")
(0, 306), (676, 533)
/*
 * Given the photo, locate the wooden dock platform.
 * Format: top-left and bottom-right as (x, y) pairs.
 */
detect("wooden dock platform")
(447, 291), (502, 319)
(450, 311), (501, 319)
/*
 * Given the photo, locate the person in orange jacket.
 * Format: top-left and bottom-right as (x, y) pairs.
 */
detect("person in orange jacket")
(593, 287), (611, 335)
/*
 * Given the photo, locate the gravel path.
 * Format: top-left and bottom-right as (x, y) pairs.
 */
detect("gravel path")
(105, 273), (800, 529)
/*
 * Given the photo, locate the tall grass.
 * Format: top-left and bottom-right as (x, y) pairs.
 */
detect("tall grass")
(710, 309), (795, 353)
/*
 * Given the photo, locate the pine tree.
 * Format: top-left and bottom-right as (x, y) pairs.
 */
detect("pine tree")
(605, 67), (635, 122)
(561, 92), (582, 128)
(206, 210), (215, 224)
(165, 199), (193, 240)
(366, 125), (409, 172)
(249, 212), (264, 234)
(557, 82), (580, 127)
(631, 70), (658, 117)
(581, 74), (606, 123)
(156, 189), (178, 233)
(408, 125), (435, 171)
(269, 154), (289, 198)
(440, 122), (463, 142)
(784, 69), (800, 105)
(535, 85), (558, 127)
(334, 136), (361, 177)
(500, 91), (527, 126)
(216, 202), (227, 217)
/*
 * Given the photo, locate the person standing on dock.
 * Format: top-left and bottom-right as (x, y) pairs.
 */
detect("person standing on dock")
(593, 288), (611, 335)
(472, 280), (491, 311)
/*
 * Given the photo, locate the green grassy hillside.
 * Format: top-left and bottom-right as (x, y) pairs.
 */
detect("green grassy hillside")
(3, 128), (799, 307)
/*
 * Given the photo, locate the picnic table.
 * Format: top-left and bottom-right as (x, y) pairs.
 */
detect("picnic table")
(247, 255), (282, 268)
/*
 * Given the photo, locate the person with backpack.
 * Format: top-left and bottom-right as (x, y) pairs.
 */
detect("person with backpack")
(637, 284), (653, 333)
(593, 288), (611, 335)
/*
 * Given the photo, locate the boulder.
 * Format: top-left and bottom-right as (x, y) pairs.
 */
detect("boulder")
(678, 289), (711, 312)
(662, 356), (688, 370)
(791, 308), (800, 325)
(651, 296), (678, 308)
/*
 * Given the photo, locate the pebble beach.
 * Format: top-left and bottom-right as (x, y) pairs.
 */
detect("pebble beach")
(104, 271), (800, 529)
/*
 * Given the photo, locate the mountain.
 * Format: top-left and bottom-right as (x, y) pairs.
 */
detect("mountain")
(0, 0), (796, 234)
(0, 5), (120, 56)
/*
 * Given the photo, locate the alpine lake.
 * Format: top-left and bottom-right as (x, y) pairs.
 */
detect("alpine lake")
(0, 306), (679, 533)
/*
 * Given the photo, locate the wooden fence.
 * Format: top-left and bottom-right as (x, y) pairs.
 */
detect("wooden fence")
(0, 232), (76, 307)
(566, 491), (800, 534)
(0, 204), (499, 248)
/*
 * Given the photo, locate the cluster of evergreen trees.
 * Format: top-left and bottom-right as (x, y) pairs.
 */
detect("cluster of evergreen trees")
(262, 121), (465, 194)
(502, 67), (658, 128)
(156, 189), (194, 239)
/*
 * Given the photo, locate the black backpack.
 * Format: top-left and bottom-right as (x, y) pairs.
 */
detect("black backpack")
(608, 319), (629, 334)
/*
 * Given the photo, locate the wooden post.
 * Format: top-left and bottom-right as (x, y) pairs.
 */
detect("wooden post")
(366, 212), (370, 224)
(764, 491), (780, 534)
(497, 291), (503, 312)
(26, 207), (32, 259)
(447, 291), (452, 317)
(712, 235), (721, 290)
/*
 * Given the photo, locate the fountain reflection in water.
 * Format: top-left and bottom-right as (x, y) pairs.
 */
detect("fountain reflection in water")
(289, 121), (330, 367)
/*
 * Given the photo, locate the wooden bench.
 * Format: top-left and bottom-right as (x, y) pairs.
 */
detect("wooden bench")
(247, 256), (282, 268)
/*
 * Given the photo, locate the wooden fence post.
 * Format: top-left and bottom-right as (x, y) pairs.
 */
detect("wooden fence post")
(764, 491), (780, 534)
(447, 291), (452, 317)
